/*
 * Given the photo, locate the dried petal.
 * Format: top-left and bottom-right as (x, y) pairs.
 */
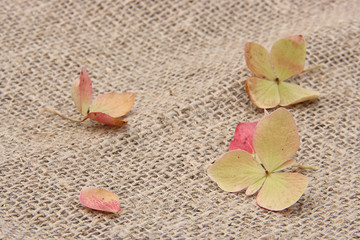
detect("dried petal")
(90, 93), (135, 118)
(71, 67), (93, 116)
(253, 108), (300, 173)
(245, 42), (276, 80)
(87, 112), (128, 126)
(229, 121), (258, 153)
(270, 35), (306, 81)
(79, 187), (121, 213)
(256, 172), (308, 211)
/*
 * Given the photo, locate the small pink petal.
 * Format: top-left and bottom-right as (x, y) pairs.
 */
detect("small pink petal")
(87, 112), (127, 126)
(79, 187), (121, 213)
(229, 121), (258, 153)
(71, 67), (93, 116)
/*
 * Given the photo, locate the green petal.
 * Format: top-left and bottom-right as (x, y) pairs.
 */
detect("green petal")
(278, 82), (320, 106)
(71, 67), (93, 116)
(256, 172), (308, 211)
(245, 77), (280, 109)
(270, 35), (306, 81)
(207, 150), (265, 192)
(90, 93), (135, 118)
(245, 42), (276, 80)
(253, 108), (300, 172)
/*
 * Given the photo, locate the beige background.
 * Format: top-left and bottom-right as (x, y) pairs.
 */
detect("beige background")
(1, 0), (359, 239)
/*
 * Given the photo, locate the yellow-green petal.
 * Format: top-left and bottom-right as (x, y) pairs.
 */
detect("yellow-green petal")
(270, 35), (306, 81)
(245, 42), (276, 80)
(245, 77), (280, 109)
(207, 150), (265, 192)
(90, 92), (135, 118)
(256, 172), (308, 211)
(278, 82), (320, 106)
(253, 108), (300, 173)
(71, 67), (93, 116)
(245, 176), (266, 196)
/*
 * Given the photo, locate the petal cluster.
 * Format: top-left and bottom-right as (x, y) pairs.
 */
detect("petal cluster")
(244, 35), (320, 108)
(72, 67), (135, 126)
(208, 108), (309, 211)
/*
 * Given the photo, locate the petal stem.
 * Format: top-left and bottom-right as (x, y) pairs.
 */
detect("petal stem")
(293, 164), (317, 170)
(41, 109), (88, 122)
(301, 64), (322, 74)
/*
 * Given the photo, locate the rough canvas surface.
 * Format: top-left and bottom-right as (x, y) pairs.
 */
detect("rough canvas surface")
(0, 0), (359, 239)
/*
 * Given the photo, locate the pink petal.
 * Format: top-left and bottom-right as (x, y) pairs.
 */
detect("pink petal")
(71, 67), (93, 116)
(229, 122), (258, 153)
(87, 112), (127, 126)
(79, 187), (121, 213)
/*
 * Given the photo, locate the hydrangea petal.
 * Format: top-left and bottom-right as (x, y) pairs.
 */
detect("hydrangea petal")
(79, 187), (121, 213)
(71, 67), (93, 116)
(90, 93), (135, 118)
(278, 82), (320, 106)
(245, 177), (265, 196)
(229, 122), (258, 153)
(253, 108), (300, 173)
(87, 112), (128, 126)
(270, 35), (306, 81)
(256, 172), (308, 211)
(245, 42), (276, 80)
(245, 77), (280, 109)
(207, 150), (265, 192)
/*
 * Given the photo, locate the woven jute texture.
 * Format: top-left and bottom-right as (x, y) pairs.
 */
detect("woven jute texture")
(1, 0), (359, 239)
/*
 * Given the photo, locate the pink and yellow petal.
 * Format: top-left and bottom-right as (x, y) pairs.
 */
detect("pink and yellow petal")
(278, 82), (320, 106)
(87, 112), (128, 126)
(245, 77), (280, 109)
(229, 122), (258, 153)
(207, 150), (265, 192)
(256, 172), (308, 211)
(245, 42), (276, 80)
(90, 93), (135, 118)
(71, 67), (93, 116)
(270, 35), (306, 81)
(253, 108), (300, 173)
(79, 187), (121, 213)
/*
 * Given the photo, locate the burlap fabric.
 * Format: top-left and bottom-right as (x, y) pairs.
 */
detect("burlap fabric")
(1, 0), (359, 239)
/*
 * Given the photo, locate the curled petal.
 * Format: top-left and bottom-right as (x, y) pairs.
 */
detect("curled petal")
(90, 93), (135, 118)
(87, 112), (127, 126)
(71, 67), (93, 116)
(79, 187), (121, 213)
